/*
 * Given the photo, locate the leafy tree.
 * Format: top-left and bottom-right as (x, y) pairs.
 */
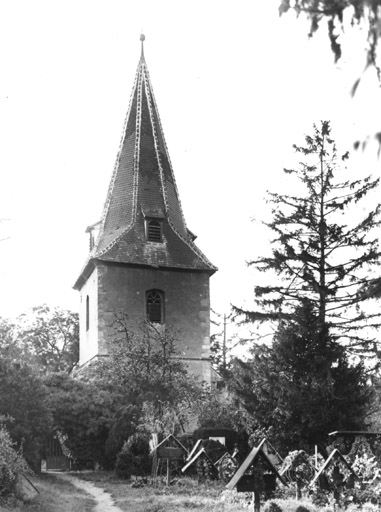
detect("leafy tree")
(191, 388), (246, 431)
(97, 316), (200, 407)
(45, 319), (205, 468)
(97, 318), (206, 454)
(17, 305), (79, 373)
(44, 371), (117, 468)
(114, 433), (151, 479)
(229, 300), (372, 453)
(105, 404), (141, 462)
(0, 356), (52, 471)
(235, 121), (381, 362)
(0, 318), (31, 363)
(0, 422), (30, 496)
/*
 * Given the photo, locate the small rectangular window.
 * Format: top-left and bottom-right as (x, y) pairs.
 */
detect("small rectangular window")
(146, 219), (162, 242)
(86, 295), (90, 331)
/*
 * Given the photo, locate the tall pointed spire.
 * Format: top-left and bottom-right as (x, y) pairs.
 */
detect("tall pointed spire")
(75, 36), (216, 290)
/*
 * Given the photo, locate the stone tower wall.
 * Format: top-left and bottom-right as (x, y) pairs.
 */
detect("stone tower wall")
(78, 267), (100, 365)
(95, 262), (211, 383)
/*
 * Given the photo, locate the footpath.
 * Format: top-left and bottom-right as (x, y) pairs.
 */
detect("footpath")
(53, 473), (124, 512)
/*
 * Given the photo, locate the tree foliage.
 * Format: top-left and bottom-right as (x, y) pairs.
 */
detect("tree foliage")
(0, 423), (30, 496)
(228, 300), (372, 453)
(235, 121), (381, 361)
(96, 316), (201, 407)
(17, 305), (79, 373)
(45, 319), (205, 468)
(0, 318), (30, 363)
(279, 2), (381, 153)
(279, 0), (381, 69)
(44, 371), (117, 468)
(0, 356), (52, 471)
(105, 404), (141, 462)
(114, 433), (151, 479)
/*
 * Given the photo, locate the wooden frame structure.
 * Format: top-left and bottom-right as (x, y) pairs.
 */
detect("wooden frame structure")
(226, 440), (287, 512)
(181, 447), (219, 479)
(309, 448), (358, 489)
(152, 434), (188, 484)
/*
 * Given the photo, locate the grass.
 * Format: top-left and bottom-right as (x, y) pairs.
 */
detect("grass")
(71, 471), (245, 512)
(5, 471), (376, 512)
(0, 471), (246, 512)
(0, 473), (95, 512)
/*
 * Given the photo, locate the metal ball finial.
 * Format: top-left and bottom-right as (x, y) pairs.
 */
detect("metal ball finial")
(140, 33), (145, 59)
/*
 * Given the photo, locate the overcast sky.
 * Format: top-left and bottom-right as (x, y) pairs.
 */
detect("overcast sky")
(0, 0), (380, 322)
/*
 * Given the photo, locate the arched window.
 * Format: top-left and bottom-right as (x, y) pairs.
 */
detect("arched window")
(146, 289), (164, 324)
(86, 295), (90, 331)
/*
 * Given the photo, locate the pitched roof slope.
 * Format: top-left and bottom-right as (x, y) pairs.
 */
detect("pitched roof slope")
(76, 37), (216, 284)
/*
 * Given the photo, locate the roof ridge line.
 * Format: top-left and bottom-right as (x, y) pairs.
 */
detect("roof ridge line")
(143, 61), (189, 231)
(96, 61), (146, 257)
(142, 58), (216, 271)
(95, 59), (144, 254)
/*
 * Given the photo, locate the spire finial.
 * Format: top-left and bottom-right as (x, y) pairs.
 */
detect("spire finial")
(140, 33), (145, 59)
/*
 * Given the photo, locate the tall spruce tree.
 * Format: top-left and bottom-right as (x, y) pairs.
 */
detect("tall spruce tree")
(229, 300), (371, 452)
(236, 121), (381, 362)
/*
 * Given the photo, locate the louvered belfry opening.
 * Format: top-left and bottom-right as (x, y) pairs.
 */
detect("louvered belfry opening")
(146, 219), (162, 242)
(146, 289), (164, 323)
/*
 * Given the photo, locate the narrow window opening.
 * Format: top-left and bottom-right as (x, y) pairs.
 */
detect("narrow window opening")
(146, 289), (164, 324)
(146, 219), (162, 242)
(86, 295), (90, 331)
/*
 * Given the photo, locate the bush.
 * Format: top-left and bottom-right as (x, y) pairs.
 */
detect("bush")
(115, 433), (151, 479)
(0, 425), (30, 496)
(0, 358), (52, 472)
(263, 499), (317, 512)
(295, 506), (312, 512)
(264, 501), (283, 512)
(105, 404), (141, 463)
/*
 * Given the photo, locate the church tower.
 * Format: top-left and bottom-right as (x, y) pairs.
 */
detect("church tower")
(74, 36), (217, 384)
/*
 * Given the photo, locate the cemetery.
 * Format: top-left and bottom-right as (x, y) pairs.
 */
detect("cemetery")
(2, 2), (381, 512)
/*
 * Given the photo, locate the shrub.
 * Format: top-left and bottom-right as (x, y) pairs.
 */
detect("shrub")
(220, 489), (253, 508)
(105, 404), (141, 463)
(115, 433), (151, 479)
(0, 425), (30, 496)
(263, 499), (317, 512)
(0, 357), (52, 472)
(264, 501), (283, 512)
(295, 506), (311, 512)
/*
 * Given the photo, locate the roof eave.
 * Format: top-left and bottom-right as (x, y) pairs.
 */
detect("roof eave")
(95, 256), (217, 275)
(73, 258), (97, 291)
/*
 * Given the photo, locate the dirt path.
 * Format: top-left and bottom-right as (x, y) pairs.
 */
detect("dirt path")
(53, 473), (124, 512)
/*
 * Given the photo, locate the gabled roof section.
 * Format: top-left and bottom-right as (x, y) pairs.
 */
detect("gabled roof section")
(186, 439), (203, 462)
(309, 449), (358, 487)
(79, 35), (216, 279)
(155, 434), (188, 454)
(181, 447), (218, 476)
(226, 439), (288, 490)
